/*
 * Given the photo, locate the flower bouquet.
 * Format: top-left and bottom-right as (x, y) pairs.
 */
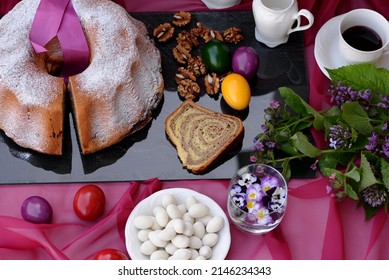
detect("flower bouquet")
(227, 164), (287, 234)
(251, 63), (389, 220)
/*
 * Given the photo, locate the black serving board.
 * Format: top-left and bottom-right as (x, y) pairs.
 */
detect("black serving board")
(0, 11), (313, 185)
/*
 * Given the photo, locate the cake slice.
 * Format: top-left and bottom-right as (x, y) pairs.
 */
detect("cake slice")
(165, 100), (244, 174)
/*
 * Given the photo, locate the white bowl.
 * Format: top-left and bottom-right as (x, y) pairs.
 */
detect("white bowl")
(201, 0), (242, 9)
(125, 188), (231, 260)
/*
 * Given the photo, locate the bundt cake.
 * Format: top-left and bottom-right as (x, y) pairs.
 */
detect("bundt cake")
(165, 100), (244, 174)
(0, 0), (164, 155)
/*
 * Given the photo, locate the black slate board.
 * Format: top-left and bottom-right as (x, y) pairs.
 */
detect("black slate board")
(0, 11), (313, 185)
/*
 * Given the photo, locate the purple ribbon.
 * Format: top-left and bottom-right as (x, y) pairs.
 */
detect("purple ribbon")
(29, 0), (90, 78)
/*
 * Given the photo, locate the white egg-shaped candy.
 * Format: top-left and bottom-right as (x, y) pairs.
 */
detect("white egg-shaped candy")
(171, 219), (185, 234)
(165, 219), (174, 229)
(189, 248), (200, 260)
(183, 222), (194, 237)
(134, 215), (154, 230)
(137, 229), (152, 242)
(140, 240), (157, 256)
(199, 245), (212, 259)
(173, 248), (192, 260)
(206, 216), (224, 233)
(188, 203), (209, 219)
(162, 194), (177, 208)
(182, 212), (194, 224)
(177, 204), (187, 215)
(158, 227), (176, 241)
(195, 255), (206, 260)
(153, 206), (169, 228)
(202, 233), (218, 248)
(151, 219), (163, 230)
(186, 196), (198, 210)
(189, 236), (203, 249)
(171, 234), (190, 249)
(149, 230), (168, 248)
(166, 204), (182, 219)
(150, 250), (169, 260)
(165, 242), (178, 255)
(196, 215), (212, 226)
(193, 221), (206, 239)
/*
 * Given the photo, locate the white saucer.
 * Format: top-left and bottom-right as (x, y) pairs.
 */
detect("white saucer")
(314, 15), (389, 78)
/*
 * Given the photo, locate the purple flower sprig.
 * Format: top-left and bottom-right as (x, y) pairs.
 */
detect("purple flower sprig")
(365, 122), (389, 160)
(328, 81), (372, 111)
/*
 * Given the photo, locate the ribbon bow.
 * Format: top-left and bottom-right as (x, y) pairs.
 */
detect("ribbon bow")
(29, 0), (90, 78)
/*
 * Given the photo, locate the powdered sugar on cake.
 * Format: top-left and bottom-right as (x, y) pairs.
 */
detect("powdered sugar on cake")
(0, 0), (64, 106)
(0, 0), (164, 155)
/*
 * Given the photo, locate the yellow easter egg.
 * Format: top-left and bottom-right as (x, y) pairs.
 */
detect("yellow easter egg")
(221, 73), (251, 110)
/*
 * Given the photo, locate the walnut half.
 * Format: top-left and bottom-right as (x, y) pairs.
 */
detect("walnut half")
(173, 11), (192, 27)
(204, 73), (221, 96)
(153, 23), (175, 42)
(223, 27), (243, 44)
(177, 79), (200, 100)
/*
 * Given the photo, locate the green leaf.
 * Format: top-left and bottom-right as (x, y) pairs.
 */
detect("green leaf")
(279, 87), (322, 119)
(281, 158), (291, 181)
(327, 63), (389, 96)
(318, 156), (338, 175)
(359, 153), (379, 191)
(342, 102), (373, 134)
(363, 203), (379, 221)
(291, 132), (321, 158)
(381, 159), (389, 191)
(326, 105), (342, 117)
(279, 87), (309, 115)
(320, 167), (337, 177)
(345, 183), (359, 200)
(344, 165), (361, 182)
(279, 142), (298, 156)
(313, 117), (324, 131)
(318, 151), (356, 169)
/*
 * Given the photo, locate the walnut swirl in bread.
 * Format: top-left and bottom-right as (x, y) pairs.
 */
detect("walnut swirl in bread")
(165, 100), (244, 174)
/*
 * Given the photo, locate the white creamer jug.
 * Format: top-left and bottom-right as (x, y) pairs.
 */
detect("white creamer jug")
(253, 0), (314, 48)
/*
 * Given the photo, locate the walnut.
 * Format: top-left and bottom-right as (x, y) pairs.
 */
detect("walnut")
(173, 11), (192, 27)
(187, 56), (207, 77)
(177, 30), (199, 49)
(177, 79), (200, 100)
(153, 23), (175, 42)
(190, 22), (207, 38)
(175, 67), (197, 84)
(223, 27), (243, 44)
(203, 29), (224, 43)
(204, 73), (221, 96)
(172, 43), (192, 64)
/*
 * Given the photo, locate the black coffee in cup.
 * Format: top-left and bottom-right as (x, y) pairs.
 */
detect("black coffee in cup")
(342, 25), (383, 51)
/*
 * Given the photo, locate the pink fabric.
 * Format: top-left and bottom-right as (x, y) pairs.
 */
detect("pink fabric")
(29, 0), (89, 77)
(1, 0), (389, 260)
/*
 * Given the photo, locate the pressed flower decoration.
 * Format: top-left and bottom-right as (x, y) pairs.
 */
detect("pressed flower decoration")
(229, 165), (287, 227)
(250, 63), (389, 220)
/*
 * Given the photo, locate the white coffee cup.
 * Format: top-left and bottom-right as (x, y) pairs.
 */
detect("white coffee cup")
(338, 9), (389, 64)
(252, 0), (314, 48)
(201, 0), (241, 9)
